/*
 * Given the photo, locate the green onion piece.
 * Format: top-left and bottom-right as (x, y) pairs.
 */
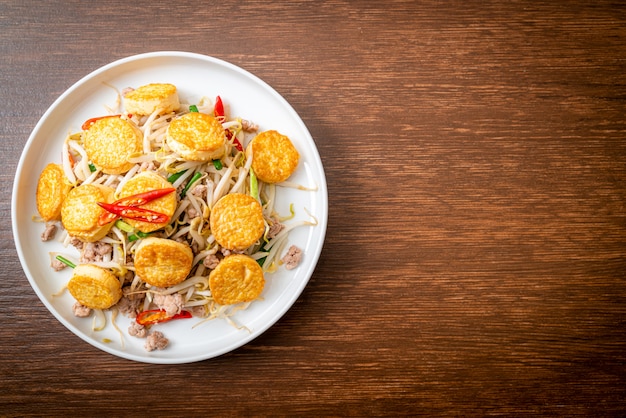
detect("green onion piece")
(88, 163), (97, 173)
(212, 159), (223, 170)
(56, 255), (76, 269)
(116, 220), (150, 241)
(167, 169), (188, 183)
(255, 240), (270, 267)
(128, 230), (150, 242)
(181, 172), (203, 198)
(189, 104), (199, 113)
(114, 220), (134, 233)
(250, 167), (259, 201)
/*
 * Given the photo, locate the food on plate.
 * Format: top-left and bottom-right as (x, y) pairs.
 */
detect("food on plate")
(123, 83), (180, 115)
(83, 116), (143, 174)
(68, 264), (123, 309)
(35, 82), (314, 351)
(36, 163), (73, 221)
(61, 184), (115, 242)
(166, 112), (226, 161)
(209, 193), (265, 251)
(209, 254), (265, 305)
(115, 171), (177, 233)
(134, 237), (193, 287)
(247, 130), (299, 183)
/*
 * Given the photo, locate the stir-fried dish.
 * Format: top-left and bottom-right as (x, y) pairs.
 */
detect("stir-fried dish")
(34, 83), (315, 351)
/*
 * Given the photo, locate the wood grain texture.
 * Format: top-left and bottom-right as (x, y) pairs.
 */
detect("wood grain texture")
(1, 0), (625, 415)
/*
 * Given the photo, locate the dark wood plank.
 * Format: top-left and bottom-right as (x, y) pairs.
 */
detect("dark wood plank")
(1, 0), (625, 415)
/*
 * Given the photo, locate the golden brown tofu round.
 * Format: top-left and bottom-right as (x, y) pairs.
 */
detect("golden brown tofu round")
(68, 264), (123, 309)
(209, 254), (265, 305)
(134, 237), (193, 288)
(116, 171), (177, 233)
(166, 112), (226, 161)
(210, 193), (265, 251)
(36, 163), (73, 221)
(83, 116), (143, 175)
(61, 184), (115, 242)
(123, 83), (180, 116)
(246, 130), (299, 184)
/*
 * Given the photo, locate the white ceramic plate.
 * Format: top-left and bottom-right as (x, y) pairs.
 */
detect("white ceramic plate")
(12, 51), (328, 364)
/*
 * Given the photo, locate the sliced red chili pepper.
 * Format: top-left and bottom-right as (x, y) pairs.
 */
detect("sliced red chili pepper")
(98, 211), (119, 226)
(214, 96), (242, 151)
(113, 188), (176, 207)
(97, 188), (176, 225)
(226, 130), (244, 152)
(81, 114), (121, 130)
(97, 202), (170, 224)
(213, 95), (224, 119)
(136, 309), (192, 326)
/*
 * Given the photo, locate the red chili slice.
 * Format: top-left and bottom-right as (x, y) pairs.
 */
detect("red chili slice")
(113, 188), (176, 207)
(214, 95), (225, 119)
(136, 309), (192, 326)
(226, 130), (244, 152)
(98, 211), (119, 226)
(97, 202), (170, 224)
(97, 188), (176, 225)
(213, 96), (243, 151)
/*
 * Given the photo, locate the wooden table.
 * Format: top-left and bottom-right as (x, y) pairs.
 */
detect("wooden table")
(2, 0), (625, 415)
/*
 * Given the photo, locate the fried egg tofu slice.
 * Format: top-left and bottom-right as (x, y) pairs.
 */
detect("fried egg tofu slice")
(123, 83), (180, 116)
(210, 193), (265, 251)
(68, 264), (122, 310)
(209, 254), (265, 305)
(166, 112), (226, 161)
(36, 163), (73, 221)
(83, 116), (143, 175)
(117, 171), (177, 233)
(246, 130), (299, 184)
(61, 184), (115, 242)
(134, 238), (193, 288)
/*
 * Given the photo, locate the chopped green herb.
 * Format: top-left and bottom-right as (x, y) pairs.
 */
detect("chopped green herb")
(250, 167), (259, 201)
(135, 230), (150, 238)
(189, 104), (199, 113)
(212, 159), (223, 170)
(114, 220), (134, 233)
(181, 172), (203, 198)
(167, 169), (188, 183)
(55, 255), (76, 269)
(116, 219), (150, 241)
(128, 230), (150, 242)
(255, 240), (269, 267)
(89, 163), (97, 173)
